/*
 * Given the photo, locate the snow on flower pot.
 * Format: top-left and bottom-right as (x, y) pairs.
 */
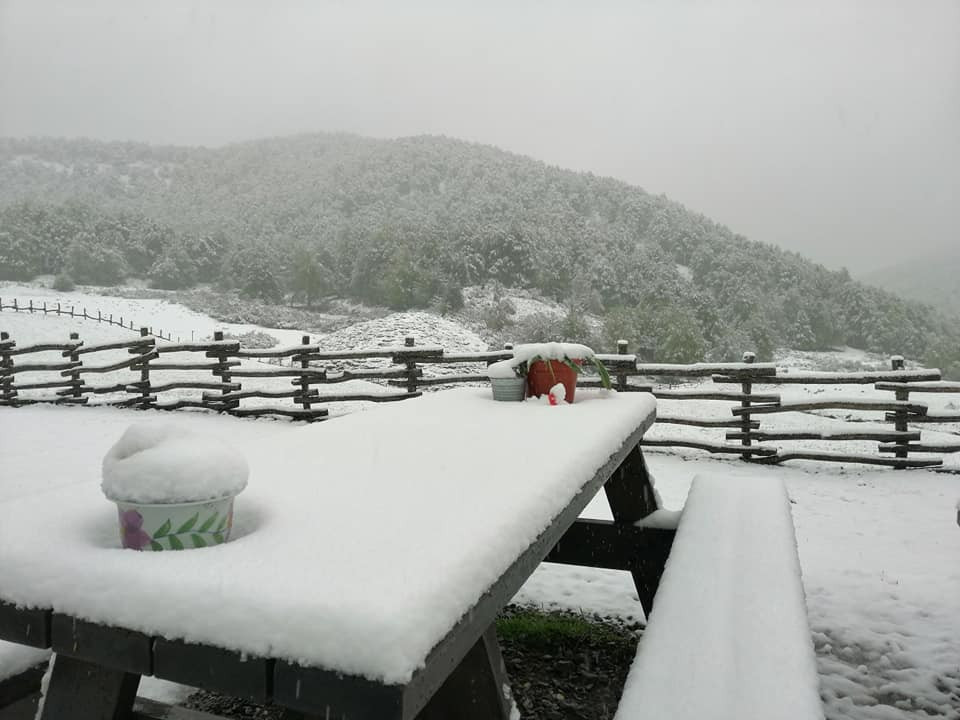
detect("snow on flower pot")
(101, 423), (249, 551)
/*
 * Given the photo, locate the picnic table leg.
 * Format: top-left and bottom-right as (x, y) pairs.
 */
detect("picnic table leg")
(416, 625), (514, 720)
(603, 445), (674, 617)
(38, 654), (139, 720)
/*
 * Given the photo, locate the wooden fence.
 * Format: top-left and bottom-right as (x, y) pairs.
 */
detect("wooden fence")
(1, 323), (958, 469)
(0, 296), (181, 342)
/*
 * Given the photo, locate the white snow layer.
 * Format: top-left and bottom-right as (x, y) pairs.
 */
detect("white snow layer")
(510, 342), (596, 364)
(101, 422), (249, 504)
(0, 641), (48, 681)
(549, 383), (567, 403)
(0, 389), (656, 684)
(488, 358), (523, 379)
(487, 342), (597, 379)
(616, 474), (822, 720)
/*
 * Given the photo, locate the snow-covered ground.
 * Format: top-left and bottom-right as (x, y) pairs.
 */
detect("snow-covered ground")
(1, 405), (957, 718)
(1, 287), (959, 717)
(521, 451), (960, 719)
(0, 283), (310, 346)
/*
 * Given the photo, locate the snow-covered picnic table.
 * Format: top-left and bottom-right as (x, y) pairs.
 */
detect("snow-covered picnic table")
(0, 388), (659, 719)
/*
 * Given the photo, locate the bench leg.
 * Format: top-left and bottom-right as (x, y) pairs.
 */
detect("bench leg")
(628, 530), (674, 617)
(604, 445), (673, 617)
(39, 653), (139, 720)
(416, 626), (514, 720)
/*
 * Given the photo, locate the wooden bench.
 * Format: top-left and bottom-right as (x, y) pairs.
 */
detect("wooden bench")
(614, 475), (823, 720)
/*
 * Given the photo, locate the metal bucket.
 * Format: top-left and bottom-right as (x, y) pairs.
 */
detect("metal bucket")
(490, 376), (526, 401)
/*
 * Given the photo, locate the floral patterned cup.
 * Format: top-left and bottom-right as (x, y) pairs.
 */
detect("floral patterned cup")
(114, 495), (237, 551)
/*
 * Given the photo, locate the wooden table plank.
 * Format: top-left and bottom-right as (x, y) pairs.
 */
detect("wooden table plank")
(153, 639), (272, 702)
(272, 662), (403, 719)
(51, 614), (152, 675)
(0, 603), (50, 649)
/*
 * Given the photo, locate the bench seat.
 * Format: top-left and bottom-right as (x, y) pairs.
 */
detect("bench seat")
(615, 475), (823, 720)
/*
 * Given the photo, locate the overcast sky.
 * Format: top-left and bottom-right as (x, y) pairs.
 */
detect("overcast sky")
(1, 0), (958, 274)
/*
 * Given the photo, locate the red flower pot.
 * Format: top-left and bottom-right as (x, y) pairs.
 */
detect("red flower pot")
(526, 359), (579, 403)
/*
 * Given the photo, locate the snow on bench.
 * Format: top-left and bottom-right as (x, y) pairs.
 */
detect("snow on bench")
(0, 642), (48, 683)
(615, 475), (822, 720)
(0, 641), (48, 708)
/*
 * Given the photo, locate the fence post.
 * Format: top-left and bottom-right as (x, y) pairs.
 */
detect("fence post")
(617, 339), (629, 392)
(404, 336), (418, 394)
(890, 355), (908, 469)
(29, 300), (33, 314)
(68, 332), (82, 401)
(298, 335), (312, 411)
(97, 310), (101, 323)
(135, 327), (153, 409)
(43, 302), (47, 314)
(0, 331), (14, 405)
(739, 351), (757, 459)
(213, 331), (237, 413)
(57, 302), (61, 315)
(12, 299), (17, 311)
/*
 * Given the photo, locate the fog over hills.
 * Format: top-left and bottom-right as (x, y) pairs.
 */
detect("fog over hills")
(0, 133), (957, 373)
(861, 250), (960, 320)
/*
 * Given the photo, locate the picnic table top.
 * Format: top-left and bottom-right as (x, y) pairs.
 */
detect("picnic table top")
(0, 388), (656, 684)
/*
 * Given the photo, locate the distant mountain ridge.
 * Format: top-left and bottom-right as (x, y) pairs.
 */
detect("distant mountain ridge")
(862, 252), (960, 319)
(0, 133), (957, 371)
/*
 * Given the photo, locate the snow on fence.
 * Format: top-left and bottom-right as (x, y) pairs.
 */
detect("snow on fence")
(1, 324), (957, 469)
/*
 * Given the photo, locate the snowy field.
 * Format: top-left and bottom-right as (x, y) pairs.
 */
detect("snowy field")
(1, 287), (959, 717)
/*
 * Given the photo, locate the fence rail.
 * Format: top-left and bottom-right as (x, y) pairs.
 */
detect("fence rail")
(1, 318), (958, 470)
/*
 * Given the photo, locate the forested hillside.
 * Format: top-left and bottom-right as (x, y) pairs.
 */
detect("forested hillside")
(1, 134), (957, 371)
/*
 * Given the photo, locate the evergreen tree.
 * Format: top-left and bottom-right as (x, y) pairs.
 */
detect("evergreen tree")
(225, 240), (285, 302)
(290, 246), (331, 308)
(149, 243), (197, 290)
(65, 234), (127, 285)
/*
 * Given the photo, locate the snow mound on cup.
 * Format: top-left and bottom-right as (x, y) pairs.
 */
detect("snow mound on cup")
(102, 422), (248, 504)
